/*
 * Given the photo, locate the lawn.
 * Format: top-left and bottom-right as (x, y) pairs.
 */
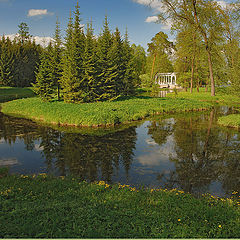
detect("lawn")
(0, 87), (36, 103)
(1, 174), (239, 238)
(168, 88), (240, 106)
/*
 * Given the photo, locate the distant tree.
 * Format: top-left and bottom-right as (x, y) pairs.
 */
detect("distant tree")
(18, 22), (31, 43)
(146, 31), (174, 86)
(131, 44), (146, 86)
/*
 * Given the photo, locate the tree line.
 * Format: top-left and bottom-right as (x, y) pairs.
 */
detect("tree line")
(0, 23), (41, 87)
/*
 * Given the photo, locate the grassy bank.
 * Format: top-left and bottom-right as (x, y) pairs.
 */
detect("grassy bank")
(1, 175), (239, 238)
(1, 97), (212, 127)
(0, 87), (35, 103)
(168, 88), (240, 106)
(218, 114), (240, 128)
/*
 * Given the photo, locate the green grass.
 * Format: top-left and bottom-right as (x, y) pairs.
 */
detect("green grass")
(0, 87), (36, 103)
(1, 97), (212, 127)
(168, 88), (240, 106)
(0, 175), (239, 238)
(218, 114), (240, 128)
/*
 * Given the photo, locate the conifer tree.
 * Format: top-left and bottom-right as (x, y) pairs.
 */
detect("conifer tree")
(82, 21), (97, 102)
(60, 11), (79, 102)
(72, 1), (85, 100)
(122, 29), (136, 95)
(50, 17), (62, 100)
(0, 37), (15, 86)
(109, 27), (125, 96)
(96, 16), (116, 101)
(33, 43), (55, 101)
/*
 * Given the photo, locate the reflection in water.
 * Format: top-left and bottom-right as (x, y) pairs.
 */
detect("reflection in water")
(149, 109), (240, 197)
(0, 107), (239, 197)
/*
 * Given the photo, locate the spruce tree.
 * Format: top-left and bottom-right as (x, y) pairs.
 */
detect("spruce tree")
(33, 43), (55, 101)
(122, 29), (136, 95)
(60, 11), (79, 103)
(96, 16), (116, 101)
(50, 17), (62, 100)
(109, 27), (125, 96)
(60, 2), (86, 103)
(82, 21), (98, 102)
(72, 1), (86, 101)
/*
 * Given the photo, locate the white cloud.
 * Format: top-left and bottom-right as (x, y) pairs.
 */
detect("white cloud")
(1, 34), (54, 47)
(161, 19), (173, 30)
(28, 9), (53, 17)
(216, 0), (228, 8)
(0, 158), (18, 166)
(34, 144), (44, 152)
(133, 0), (164, 13)
(145, 16), (158, 23)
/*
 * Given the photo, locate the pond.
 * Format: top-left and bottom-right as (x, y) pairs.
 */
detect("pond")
(0, 107), (239, 197)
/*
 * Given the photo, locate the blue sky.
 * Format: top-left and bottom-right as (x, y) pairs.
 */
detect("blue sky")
(0, 0), (173, 49)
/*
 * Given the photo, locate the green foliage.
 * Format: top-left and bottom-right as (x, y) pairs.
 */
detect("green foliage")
(60, 12), (79, 102)
(95, 16), (116, 101)
(32, 44), (55, 101)
(1, 175), (240, 238)
(50, 18), (62, 100)
(145, 32), (174, 86)
(82, 21), (98, 102)
(139, 74), (151, 88)
(131, 43), (146, 85)
(0, 37), (14, 86)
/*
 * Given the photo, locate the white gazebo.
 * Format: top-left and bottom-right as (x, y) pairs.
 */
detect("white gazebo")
(155, 72), (178, 89)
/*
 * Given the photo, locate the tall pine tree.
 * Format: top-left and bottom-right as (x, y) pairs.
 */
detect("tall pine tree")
(33, 43), (55, 101)
(122, 29), (136, 95)
(82, 21), (98, 102)
(60, 11), (79, 102)
(50, 17), (62, 100)
(96, 16), (116, 101)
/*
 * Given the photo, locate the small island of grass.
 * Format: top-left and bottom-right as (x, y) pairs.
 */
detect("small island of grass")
(1, 96), (212, 127)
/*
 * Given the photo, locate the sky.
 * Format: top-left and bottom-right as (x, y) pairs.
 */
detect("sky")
(0, 0), (175, 50)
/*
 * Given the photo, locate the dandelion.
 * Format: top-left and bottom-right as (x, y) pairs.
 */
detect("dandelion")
(219, 225), (222, 228)
(178, 219), (181, 222)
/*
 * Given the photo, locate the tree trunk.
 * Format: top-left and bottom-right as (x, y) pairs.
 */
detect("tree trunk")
(57, 84), (60, 101)
(206, 48), (215, 96)
(190, 56), (195, 93)
(150, 54), (156, 82)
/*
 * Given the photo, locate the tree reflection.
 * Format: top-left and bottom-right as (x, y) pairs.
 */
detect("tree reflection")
(0, 112), (137, 183)
(149, 110), (240, 196)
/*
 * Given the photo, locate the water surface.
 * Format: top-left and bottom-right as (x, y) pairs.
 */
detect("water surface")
(0, 107), (239, 197)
